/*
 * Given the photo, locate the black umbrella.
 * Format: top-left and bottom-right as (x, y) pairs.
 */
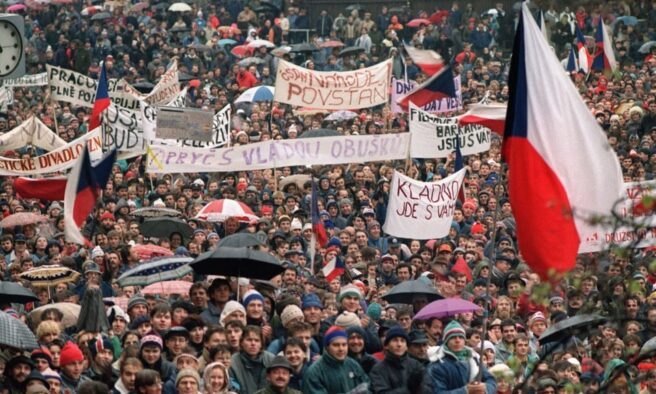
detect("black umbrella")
(253, 1), (279, 14)
(90, 11), (111, 21)
(0, 310), (38, 350)
(140, 217), (193, 240)
(388, 6), (407, 14)
(132, 81), (155, 94)
(289, 43), (319, 53)
(153, 2), (168, 10)
(382, 280), (443, 304)
(298, 128), (340, 138)
(190, 247), (285, 280)
(189, 43), (211, 52)
(178, 72), (195, 82)
(0, 281), (37, 304)
(217, 233), (265, 248)
(170, 25), (191, 33)
(539, 314), (607, 345)
(338, 46), (365, 58)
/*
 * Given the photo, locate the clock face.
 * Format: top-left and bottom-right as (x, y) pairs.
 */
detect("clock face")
(0, 20), (23, 77)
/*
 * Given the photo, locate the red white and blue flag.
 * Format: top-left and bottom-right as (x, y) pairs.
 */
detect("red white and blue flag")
(403, 44), (444, 76)
(311, 179), (328, 248)
(322, 255), (345, 282)
(458, 102), (507, 136)
(592, 18), (618, 73)
(503, 4), (623, 278)
(575, 26), (592, 74)
(89, 61), (110, 131)
(566, 47), (579, 74)
(64, 148), (116, 244)
(397, 66), (457, 109)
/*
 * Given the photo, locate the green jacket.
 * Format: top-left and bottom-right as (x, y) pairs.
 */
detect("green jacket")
(254, 385), (302, 394)
(302, 353), (370, 394)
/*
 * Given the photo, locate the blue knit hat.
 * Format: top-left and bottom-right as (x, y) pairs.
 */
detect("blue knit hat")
(366, 302), (382, 321)
(242, 290), (264, 307)
(323, 326), (347, 347)
(302, 293), (323, 310)
(384, 326), (409, 346)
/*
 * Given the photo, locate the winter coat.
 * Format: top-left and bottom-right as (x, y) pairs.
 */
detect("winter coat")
(369, 351), (432, 394)
(303, 352), (370, 394)
(229, 350), (275, 394)
(427, 345), (496, 394)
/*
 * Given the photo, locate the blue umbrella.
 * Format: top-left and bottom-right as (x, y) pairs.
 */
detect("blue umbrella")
(612, 16), (638, 27)
(117, 256), (193, 286)
(235, 86), (275, 103)
(218, 39), (237, 47)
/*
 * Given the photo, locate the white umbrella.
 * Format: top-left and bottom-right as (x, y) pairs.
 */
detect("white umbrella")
(247, 39), (276, 49)
(234, 86), (275, 104)
(168, 2), (191, 12)
(325, 110), (358, 121)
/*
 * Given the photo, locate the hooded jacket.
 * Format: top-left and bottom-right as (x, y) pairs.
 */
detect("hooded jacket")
(427, 345), (496, 394)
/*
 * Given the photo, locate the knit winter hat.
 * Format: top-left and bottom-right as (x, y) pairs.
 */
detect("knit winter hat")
(88, 335), (114, 359)
(443, 320), (466, 344)
(280, 305), (304, 327)
(127, 295), (148, 311)
(42, 368), (61, 382)
(337, 284), (361, 303)
(366, 302), (382, 321)
(384, 326), (409, 346)
(242, 289), (264, 307)
(176, 368), (201, 387)
(59, 342), (84, 367)
(323, 326), (348, 347)
(335, 311), (361, 328)
(140, 332), (163, 350)
(219, 300), (246, 326)
(301, 293), (323, 310)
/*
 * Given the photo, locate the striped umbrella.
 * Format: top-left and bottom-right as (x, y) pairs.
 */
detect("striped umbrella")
(0, 311), (39, 350)
(130, 244), (174, 261)
(234, 86), (275, 104)
(19, 265), (80, 287)
(195, 199), (259, 223)
(141, 280), (193, 295)
(117, 256), (193, 287)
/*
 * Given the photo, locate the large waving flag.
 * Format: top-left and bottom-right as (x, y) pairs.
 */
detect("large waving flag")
(503, 4), (623, 278)
(592, 18), (618, 73)
(458, 102), (507, 135)
(64, 148), (116, 244)
(403, 44), (444, 76)
(566, 47), (579, 74)
(14, 177), (67, 200)
(575, 26), (592, 74)
(322, 255), (345, 282)
(89, 61), (110, 131)
(397, 66), (457, 109)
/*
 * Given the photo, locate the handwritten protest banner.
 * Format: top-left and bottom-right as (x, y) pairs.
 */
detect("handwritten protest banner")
(391, 77), (462, 114)
(0, 128), (103, 176)
(409, 103), (490, 158)
(102, 104), (144, 152)
(0, 116), (66, 152)
(146, 132), (410, 173)
(0, 87), (12, 113)
(274, 59), (392, 110)
(1, 72), (48, 87)
(579, 180), (656, 253)
(383, 169), (466, 239)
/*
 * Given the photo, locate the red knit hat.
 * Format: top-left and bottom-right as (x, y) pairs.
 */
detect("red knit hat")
(59, 342), (84, 367)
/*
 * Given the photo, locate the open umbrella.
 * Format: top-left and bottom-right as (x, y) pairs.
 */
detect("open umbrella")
(639, 41), (656, 54)
(382, 280), (443, 304)
(190, 247), (285, 280)
(0, 311), (39, 350)
(168, 2), (191, 12)
(230, 44), (254, 58)
(140, 217), (193, 240)
(253, 1), (279, 14)
(25, 0), (48, 9)
(345, 4), (364, 12)
(0, 282), (38, 304)
(539, 314), (607, 345)
(153, 2), (168, 10)
(132, 207), (181, 218)
(189, 43), (211, 52)
(130, 243), (174, 261)
(30, 303), (81, 328)
(320, 40), (345, 48)
(81, 5), (103, 15)
(612, 16), (638, 26)
(248, 39), (275, 49)
(279, 174), (311, 190)
(177, 72), (194, 82)
(234, 86), (275, 104)
(429, 10), (449, 24)
(7, 4), (26, 12)
(271, 46), (292, 56)
(217, 233), (265, 248)
(130, 2), (149, 12)
(325, 110), (358, 121)
(407, 18), (431, 28)
(338, 46), (365, 58)
(0, 212), (48, 228)
(19, 265), (80, 287)
(413, 298), (481, 320)
(90, 11), (112, 20)
(117, 256), (193, 286)
(298, 128), (340, 138)
(131, 81), (155, 94)
(290, 43), (319, 53)
(141, 280), (193, 295)
(238, 57), (265, 67)
(218, 38), (237, 47)
(195, 199), (259, 223)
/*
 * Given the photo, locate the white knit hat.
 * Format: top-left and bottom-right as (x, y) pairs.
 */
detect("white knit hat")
(280, 305), (304, 327)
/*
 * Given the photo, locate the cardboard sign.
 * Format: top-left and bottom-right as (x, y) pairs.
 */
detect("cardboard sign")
(156, 107), (214, 142)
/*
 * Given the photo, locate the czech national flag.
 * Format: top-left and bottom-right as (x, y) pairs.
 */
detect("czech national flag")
(503, 4), (623, 278)
(14, 177), (67, 200)
(575, 26), (591, 74)
(322, 255), (345, 282)
(454, 137), (465, 204)
(397, 66), (457, 109)
(566, 47), (579, 74)
(592, 18), (618, 73)
(311, 179), (328, 248)
(403, 44), (444, 76)
(64, 148), (116, 244)
(458, 102), (507, 136)
(89, 61), (110, 131)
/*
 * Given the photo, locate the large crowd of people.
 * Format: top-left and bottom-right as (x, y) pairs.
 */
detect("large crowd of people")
(0, 0), (655, 393)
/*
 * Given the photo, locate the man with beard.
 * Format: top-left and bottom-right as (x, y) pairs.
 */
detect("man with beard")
(494, 320), (518, 364)
(84, 336), (118, 386)
(4, 355), (34, 394)
(255, 356), (301, 394)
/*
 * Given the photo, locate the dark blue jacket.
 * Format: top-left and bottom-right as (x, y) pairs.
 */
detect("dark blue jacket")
(427, 346), (496, 394)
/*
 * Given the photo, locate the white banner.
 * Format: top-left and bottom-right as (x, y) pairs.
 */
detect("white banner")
(0, 116), (67, 152)
(0, 87), (12, 113)
(579, 181), (656, 253)
(383, 169), (466, 240)
(2, 72), (48, 87)
(0, 128), (103, 176)
(274, 59), (392, 110)
(147, 132), (410, 173)
(391, 77), (462, 114)
(409, 103), (491, 158)
(141, 61), (179, 105)
(102, 104), (144, 152)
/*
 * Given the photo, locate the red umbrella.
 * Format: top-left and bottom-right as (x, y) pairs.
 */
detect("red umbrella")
(141, 280), (193, 295)
(130, 2), (149, 12)
(320, 40), (345, 48)
(429, 10), (450, 24)
(130, 244), (173, 261)
(407, 18), (431, 28)
(7, 4), (27, 12)
(195, 199), (259, 223)
(231, 45), (254, 58)
(0, 213), (48, 228)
